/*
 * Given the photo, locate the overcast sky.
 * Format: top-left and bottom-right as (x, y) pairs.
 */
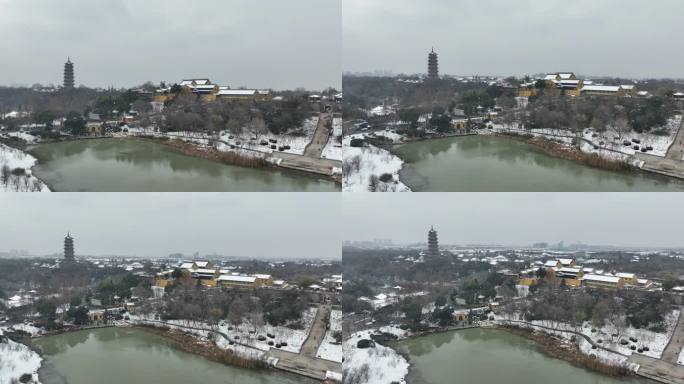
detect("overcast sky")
(0, 193), (340, 259)
(344, 0), (684, 78)
(343, 193), (684, 248)
(0, 0), (341, 90)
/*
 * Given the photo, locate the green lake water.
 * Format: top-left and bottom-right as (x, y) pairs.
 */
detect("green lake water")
(396, 328), (643, 384)
(393, 136), (684, 191)
(33, 328), (313, 384)
(30, 138), (339, 192)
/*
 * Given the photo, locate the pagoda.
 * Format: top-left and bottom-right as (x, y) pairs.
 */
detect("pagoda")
(427, 226), (439, 257)
(427, 48), (439, 80)
(63, 58), (75, 89)
(64, 232), (75, 262)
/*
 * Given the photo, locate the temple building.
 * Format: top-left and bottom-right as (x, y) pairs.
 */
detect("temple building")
(64, 233), (75, 262)
(427, 226), (439, 257)
(63, 58), (75, 89)
(427, 48), (439, 79)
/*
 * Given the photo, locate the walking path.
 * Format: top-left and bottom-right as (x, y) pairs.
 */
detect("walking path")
(300, 305), (330, 357)
(303, 113), (332, 158)
(629, 354), (684, 384)
(638, 117), (684, 179)
(666, 116), (684, 160)
(662, 309), (684, 364)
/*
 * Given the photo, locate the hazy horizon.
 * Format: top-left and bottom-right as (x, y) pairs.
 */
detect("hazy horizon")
(0, 193), (341, 260)
(342, 193), (684, 249)
(0, 0), (341, 90)
(344, 0), (684, 79)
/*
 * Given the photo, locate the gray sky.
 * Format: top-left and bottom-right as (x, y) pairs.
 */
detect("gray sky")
(0, 193), (340, 259)
(0, 0), (341, 90)
(343, 193), (684, 248)
(344, 0), (684, 78)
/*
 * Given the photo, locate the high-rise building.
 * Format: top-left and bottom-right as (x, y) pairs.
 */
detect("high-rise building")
(427, 48), (439, 79)
(63, 58), (75, 89)
(427, 226), (439, 257)
(64, 233), (75, 262)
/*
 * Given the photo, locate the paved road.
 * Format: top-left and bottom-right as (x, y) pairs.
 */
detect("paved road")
(272, 152), (341, 176)
(666, 116), (684, 160)
(300, 305), (330, 357)
(266, 348), (340, 381)
(629, 354), (684, 384)
(636, 153), (684, 179)
(662, 309), (684, 364)
(637, 117), (684, 179)
(303, 113), (332, 158)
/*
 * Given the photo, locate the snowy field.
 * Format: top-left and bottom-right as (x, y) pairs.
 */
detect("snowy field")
(344, 329), (409, 384)
(125, 117), (319, 157)
(493, 310), (681, 368)
(489, 115), (682, 163)
(0, 143), (50, 192)
(322, 118), (342, 161)
(0, 328), (43, 384)
(343, 134), (410, 192)
(5, 132), (39, 144)
(316, 309), (342, 362)
(129, 307), (317, 357)
(219, 117), (319, 156)
(366, 130), (405, 143)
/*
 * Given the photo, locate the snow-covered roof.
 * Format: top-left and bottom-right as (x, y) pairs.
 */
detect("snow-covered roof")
(254, 274), (272, 279)
(615, 272), (636, 279)
(215, 89), (257, 96)
(194, 261), (210, 268)
(191, 268), (216, 274)
(558, 258), (573, 265)
(558, 73), (574, 79)
(180, 79), (211, 86)
(217, 275), (256, 283)
(179, 262), (194, 270)
(544, 260), (558, 267)
(583, 274), (620, 283)
(582, 85), (621, 93)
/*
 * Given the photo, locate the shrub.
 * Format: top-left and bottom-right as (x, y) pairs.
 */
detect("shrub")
(378, 173), (393, 183)
(349, 138), (365, 147)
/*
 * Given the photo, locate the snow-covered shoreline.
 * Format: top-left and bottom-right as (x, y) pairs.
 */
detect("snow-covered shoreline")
(343, 134), (411, 192)
(0, 142), (50, 192)
(344, 327), (410, 384)
(0, 327), (43, 384)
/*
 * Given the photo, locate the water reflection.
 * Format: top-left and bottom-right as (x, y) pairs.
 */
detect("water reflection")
(35, 328), (310, 384)
(394, 136), (684, 191)
(399, 329), (640, 384)
(29, 139), (337, 192)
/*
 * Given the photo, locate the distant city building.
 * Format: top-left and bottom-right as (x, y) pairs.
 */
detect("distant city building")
(427, 48), (439, 79)
(64, 233), (75, 262)
(427, 226), (439, 257)
(63, 58), (75, 89)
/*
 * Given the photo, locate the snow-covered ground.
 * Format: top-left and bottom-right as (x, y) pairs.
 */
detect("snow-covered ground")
(343, 134), (410, 192)
(124, 117), (319, 158)
(219, 117), (319, 156)
(322, 118), (342, 161)
(366, 129), (406, 143)
(493, 310), (680, 369)
(0, 143), (50, 192)
(129, 307), (317, 357)
(344, 329), (409, 384)
(316, 309), (342, 362)
(489, 115), (682, 165)
(0, 328), (43, 384)
(678, 344), (684, 365)
(5, 132), (39, 144)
